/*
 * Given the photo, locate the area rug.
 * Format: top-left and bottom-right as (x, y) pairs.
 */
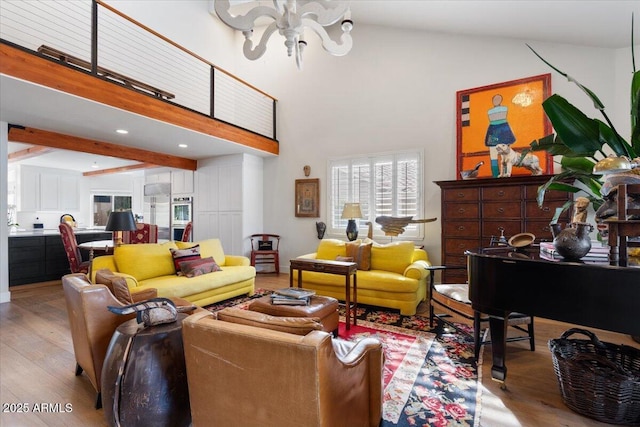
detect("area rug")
(205, 290), (482, 427)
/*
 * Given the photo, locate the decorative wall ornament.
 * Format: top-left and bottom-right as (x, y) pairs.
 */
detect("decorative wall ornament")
(316, 221), (326, 239)
(375, 216), (437, 237)
(212, 0), (353, 70)
(304, 165), (311, 177)
(295, 178), (320, 217)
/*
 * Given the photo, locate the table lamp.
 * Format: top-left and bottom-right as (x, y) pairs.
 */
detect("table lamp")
(106, 210), (137, 246)
(341, 203), (363, 241)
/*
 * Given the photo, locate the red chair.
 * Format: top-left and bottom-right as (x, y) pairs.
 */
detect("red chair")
(249, 234), (280, 274)
(181, 221), (193, 242)
(122, 223), (158, 244)
(59, 222), (91, 274)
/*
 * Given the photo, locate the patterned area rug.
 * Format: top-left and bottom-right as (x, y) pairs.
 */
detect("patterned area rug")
(205, 290), (482, 427)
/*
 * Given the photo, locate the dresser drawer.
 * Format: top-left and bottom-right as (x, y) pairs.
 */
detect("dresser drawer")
(443, 221), (480, 237)
(525, 184), (571, 201)
(444, 203), (479, 219)
(481, 220), (522, 239)
(525, 220), (556, 241)
(482, 186), (521, 201)
(443, 254), (469, 268)
(525, 200), (570, 220)
(444, 238), (481, 255)
(482, 202), (522, 219)
(443, 188), (479, 202)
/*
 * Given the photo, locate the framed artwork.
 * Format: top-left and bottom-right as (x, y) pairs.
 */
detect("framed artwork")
(295, 178), (319, 217)
(456, 73), (553, 179)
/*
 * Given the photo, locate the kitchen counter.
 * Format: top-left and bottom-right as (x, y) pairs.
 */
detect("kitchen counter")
(8, 230), (112, 286)
(9, 228), (111, 237)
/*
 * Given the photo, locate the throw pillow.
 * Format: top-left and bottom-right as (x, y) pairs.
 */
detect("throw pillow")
(95, 268), (133, 305)
(180, 256), (221, 278)
(346, 241), (372, 270)
(170, 245), (201, 275)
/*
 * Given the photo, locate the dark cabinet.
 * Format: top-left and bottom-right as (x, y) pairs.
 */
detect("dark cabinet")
(9, 232), (111, 286)
(435, 175), (572, 283)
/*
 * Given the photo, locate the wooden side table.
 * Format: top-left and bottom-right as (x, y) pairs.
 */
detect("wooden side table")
(289, 258), (358, 330)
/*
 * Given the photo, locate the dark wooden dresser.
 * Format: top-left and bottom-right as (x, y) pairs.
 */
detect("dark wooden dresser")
(435, 175), (571, 283)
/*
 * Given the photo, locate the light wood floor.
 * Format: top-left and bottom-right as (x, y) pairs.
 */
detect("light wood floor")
(1, 275), (636, 426)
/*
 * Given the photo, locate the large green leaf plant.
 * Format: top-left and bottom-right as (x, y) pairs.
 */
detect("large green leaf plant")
(527, 21), (640, 214)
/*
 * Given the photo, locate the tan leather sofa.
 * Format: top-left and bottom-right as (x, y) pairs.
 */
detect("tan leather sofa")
(182, 309), (384, 427)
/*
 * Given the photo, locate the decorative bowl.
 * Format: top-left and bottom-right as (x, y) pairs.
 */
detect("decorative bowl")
(508, 232), (536, 248)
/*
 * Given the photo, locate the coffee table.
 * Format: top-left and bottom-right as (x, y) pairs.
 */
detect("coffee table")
(289, 258), (358, 330)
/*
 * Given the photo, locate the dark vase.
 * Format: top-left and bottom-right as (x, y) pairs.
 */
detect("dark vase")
(346, 219), (358, 241)
(550, 222), (593, 260)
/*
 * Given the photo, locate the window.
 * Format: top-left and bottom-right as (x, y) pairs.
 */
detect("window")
(327, 151), (423, 239)
(91, 193), (132, 227)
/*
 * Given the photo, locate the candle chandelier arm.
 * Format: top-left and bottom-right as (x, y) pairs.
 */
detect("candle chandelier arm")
(302, 18), (353, 56)
(299, 1), (351, 26)
(213, 0), (280, 32)
(243, 22), (280, 61)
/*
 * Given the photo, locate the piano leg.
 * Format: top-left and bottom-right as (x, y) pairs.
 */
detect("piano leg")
(489, 315), (509, 387)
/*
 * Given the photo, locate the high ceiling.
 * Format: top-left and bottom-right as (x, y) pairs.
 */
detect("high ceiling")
(4, 0), (639, 173)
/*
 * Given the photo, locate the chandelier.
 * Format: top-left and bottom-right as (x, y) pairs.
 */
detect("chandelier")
(212, 0), (353, 70)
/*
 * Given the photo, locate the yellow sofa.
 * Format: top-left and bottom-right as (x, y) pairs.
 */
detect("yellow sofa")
(90, 239), (255, 306)
(292, 239), (431, 315)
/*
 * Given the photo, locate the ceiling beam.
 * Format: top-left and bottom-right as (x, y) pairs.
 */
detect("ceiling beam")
(8, 126), (197, 171)
(82, 162), (159, 177)
(8, 145), (53, 162)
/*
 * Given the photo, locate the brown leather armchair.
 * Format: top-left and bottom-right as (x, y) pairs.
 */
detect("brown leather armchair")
(182, 310), (384, 427)
(62, 272), (199, 409)
(62, 273), (136, 409)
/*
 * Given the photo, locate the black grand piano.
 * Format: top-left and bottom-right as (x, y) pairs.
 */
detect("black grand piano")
(468, 247), (640, 383)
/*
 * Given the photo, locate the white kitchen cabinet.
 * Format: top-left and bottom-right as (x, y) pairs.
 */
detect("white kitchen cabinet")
(145, 172), (171, 185)
(39, 173), (60, 210)
(16, 165), (80, 212)
(171, 170), (194, 194)
(194, 154), (263, 256)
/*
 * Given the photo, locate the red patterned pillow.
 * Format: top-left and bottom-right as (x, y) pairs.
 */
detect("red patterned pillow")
(170, 245), (201, 275)
(180, 257), (222, 278)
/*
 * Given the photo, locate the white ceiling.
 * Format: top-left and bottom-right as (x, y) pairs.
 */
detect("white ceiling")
(4, 0), (640, 173)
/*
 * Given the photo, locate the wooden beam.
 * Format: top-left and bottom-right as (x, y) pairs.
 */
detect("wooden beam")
(0, 42), (279, 155)
(8, 145), (52, 162)
(8, 126), (197, 171)
(82, 163), (159, 177)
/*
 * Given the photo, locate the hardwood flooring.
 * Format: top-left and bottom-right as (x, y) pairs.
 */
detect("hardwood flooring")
(1, 275), (636, 426)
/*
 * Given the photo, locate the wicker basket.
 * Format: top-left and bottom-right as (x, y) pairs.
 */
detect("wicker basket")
(548, 328), (640, 425)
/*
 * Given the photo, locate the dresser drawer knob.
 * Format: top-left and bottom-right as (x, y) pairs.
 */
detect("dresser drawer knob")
(456, 192), (465, 199)
(497, 207), (504, 213)
(457, 225), (465, 231)
(542, 206), (550, 212)
(498, 190), (505, 197)
(458, 208), (466, 214)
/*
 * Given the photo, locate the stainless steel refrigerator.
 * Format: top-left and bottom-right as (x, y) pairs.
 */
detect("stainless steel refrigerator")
(143, 182), (171, 240)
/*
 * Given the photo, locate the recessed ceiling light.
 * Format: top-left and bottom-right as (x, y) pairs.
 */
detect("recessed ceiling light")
(92, 162), (99, 169)
(116, 129), (129, 134)
(178, 143), (188, 148)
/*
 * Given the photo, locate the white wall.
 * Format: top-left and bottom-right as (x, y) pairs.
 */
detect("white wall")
(229, 25), (631, 268)
(97, 6), (636, 270)
(1, 122), (9, 303)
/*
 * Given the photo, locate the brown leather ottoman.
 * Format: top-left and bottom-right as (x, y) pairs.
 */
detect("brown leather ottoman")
(248, 295), (339, 336)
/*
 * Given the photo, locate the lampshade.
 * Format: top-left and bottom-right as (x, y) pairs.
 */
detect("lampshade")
(341, 203), (363, 219)
(105, 211), (136, 232)
(593, 156), (639, 175)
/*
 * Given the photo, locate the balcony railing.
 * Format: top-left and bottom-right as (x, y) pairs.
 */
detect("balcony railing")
(0, 0), (277, 141)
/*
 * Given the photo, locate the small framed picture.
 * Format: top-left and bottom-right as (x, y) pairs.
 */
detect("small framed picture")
(295, 178), (319, 217)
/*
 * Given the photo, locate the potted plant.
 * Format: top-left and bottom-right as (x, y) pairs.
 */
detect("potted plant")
(527, 20), (640, 214)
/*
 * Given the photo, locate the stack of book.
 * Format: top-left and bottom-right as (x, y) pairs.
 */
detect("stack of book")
(270, 288), (316, 306)
(539, 241), (610, 262)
